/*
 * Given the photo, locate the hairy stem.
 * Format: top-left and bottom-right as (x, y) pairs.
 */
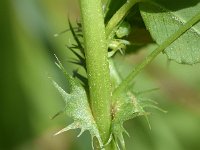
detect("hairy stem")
(78, 0), (112, 148)
(114, 11), (200, 95)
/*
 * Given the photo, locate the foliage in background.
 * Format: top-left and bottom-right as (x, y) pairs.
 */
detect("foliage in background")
(51, 0), (200, 149)
(0, 0), (200, 150)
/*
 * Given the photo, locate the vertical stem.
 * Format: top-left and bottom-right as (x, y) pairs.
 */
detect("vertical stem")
(78, 0), (112, 148)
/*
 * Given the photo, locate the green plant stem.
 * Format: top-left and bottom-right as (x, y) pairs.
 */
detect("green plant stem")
(104, 0), (112, 16)
(106, 0), (140, 39)
(114, 11), (200, 95)
(78, 0), (112, 148)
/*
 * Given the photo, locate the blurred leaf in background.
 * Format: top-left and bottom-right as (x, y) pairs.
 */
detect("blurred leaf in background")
(0, 0), (82, 149)
(0, 1), (33, 149)
(0, 0), (200, 150)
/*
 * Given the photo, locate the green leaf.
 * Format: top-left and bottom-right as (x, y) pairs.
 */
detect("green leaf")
(140, 1), (200, 64)
(111, 91), (147, 150)
(52, 57), (104, 149)
(109, 59), (157, 149)
(109, 58), (167, 149)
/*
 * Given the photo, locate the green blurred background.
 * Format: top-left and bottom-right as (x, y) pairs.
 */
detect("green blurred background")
(0, 0), (200, 150)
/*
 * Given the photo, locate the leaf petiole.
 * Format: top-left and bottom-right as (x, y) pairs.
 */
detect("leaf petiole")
(113, 11), (200, 95)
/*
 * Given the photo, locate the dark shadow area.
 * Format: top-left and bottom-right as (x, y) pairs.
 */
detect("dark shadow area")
(139, 0), (200, 12)
(105, 0), (127, 23)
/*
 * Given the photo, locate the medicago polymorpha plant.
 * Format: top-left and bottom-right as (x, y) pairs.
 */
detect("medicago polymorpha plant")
(51, 0), (200, 149)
